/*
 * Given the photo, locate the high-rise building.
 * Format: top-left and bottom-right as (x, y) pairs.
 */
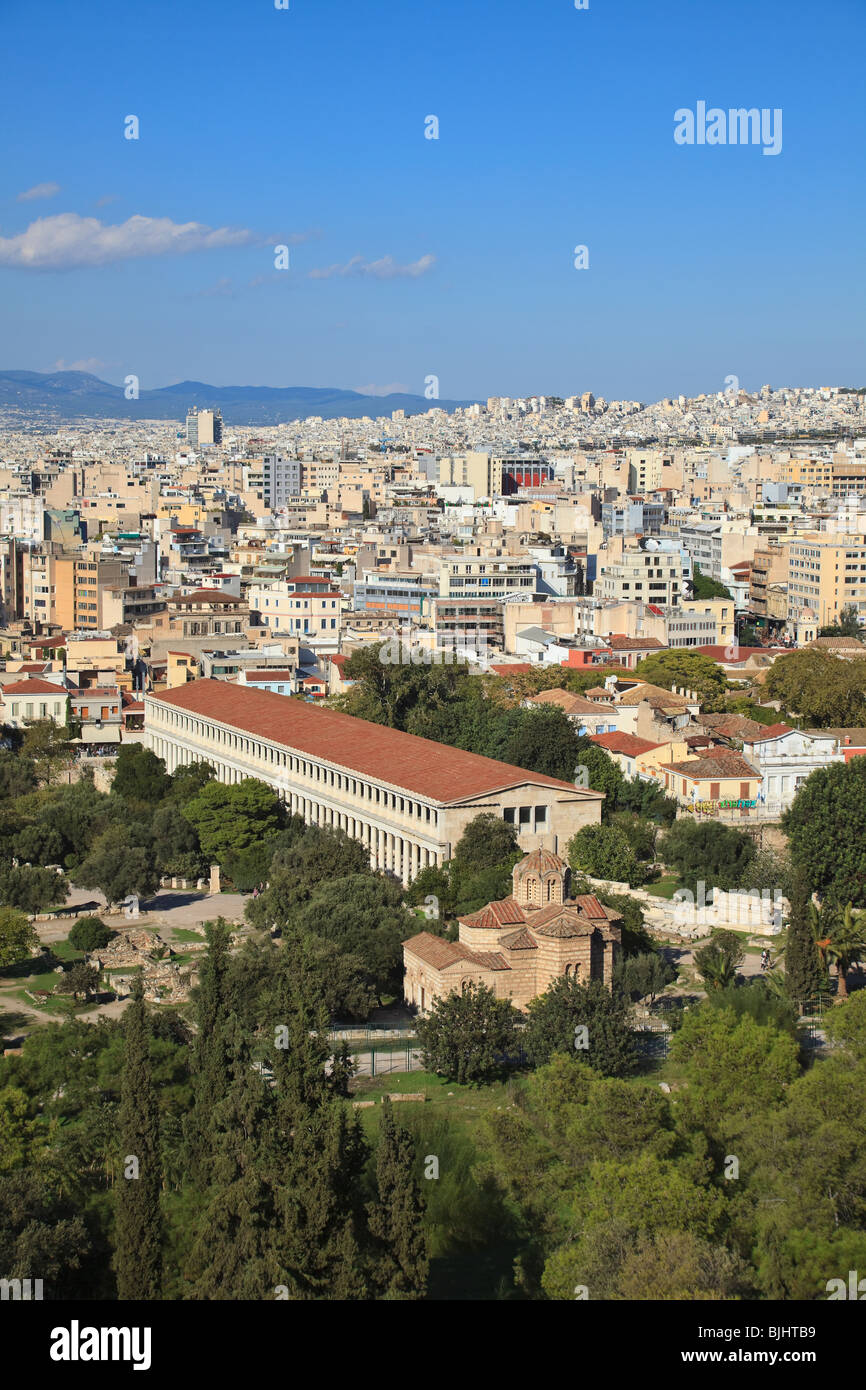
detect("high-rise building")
(787, 534), (866, 627)
(262, 454), (302, 508)
(186, 408), (223, 447)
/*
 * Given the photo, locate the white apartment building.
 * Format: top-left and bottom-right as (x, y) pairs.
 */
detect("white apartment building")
(596, 542), (681, 606)
(438, 551), (536, 600)
(248, 577), (342, 651)
(741, 725), (846, 812)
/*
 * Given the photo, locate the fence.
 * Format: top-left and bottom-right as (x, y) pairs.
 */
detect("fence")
(351, 1046), (425, 1077)
(631, 1017), (672, 1060)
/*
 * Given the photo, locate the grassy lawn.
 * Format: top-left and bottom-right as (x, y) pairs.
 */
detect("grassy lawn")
(351, 1070), (525, 1136)
(645, 874), (681, 899)
(50, 940), (84, 962)
(164, 928), (206, 944)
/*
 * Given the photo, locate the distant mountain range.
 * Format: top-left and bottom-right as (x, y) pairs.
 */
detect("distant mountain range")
(0, 371), (477, 426)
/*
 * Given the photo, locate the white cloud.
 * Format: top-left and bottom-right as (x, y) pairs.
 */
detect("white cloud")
(50, 357), (108, 373)
(308, 253), (436, 281)
(355, 382), (410, 396)
(17, 182), (60, 202)
(0, 212), (257, 269)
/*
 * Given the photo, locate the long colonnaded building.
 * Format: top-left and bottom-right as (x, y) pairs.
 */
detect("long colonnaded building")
(143, 679), (604, 885)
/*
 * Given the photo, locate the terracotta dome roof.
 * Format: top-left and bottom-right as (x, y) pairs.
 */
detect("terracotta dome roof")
(513, 849), (566, 879)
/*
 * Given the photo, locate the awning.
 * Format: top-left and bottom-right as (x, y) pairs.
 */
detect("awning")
(80, 725), (122, 743)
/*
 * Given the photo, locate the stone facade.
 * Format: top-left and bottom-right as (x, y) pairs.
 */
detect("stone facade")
(403, 849), (622, 1012)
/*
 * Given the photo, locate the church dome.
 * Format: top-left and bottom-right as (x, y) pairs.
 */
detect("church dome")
(512, 849), (570, 908)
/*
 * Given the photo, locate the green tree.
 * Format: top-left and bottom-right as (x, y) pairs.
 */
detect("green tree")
(183, 1013), (279, 1299)
(693, 943), (737, 992)
(818, 605), (862, 638)
(659, 818), (756, 895)
(74, 824), (158, 904)
(690, 565), (733, 601)
(20, 720), (75, 786)
(0, 751), (37, 801)
(615, 951), (676, 1005)
(184, 919), (234, 1187)
(614, 1229), (753, 1300)
(783, 875), (829, 1011)
(182, 779), (285, 866)
(0, 864), (68, 913)
(452, 812), (519, 872)
(824, 989), (866, 1058)
(486, 706), (579, 781)
(633, 649), (727, 702)
(824, 904), (866, 999)
(765, 649), (866, 727)
(366, 1097), (429, 1299)
(266, 926), (372, 1298)
(294, 874), (415, 1001)
(167, 760), (216, 804)
(524, 977), (637, 1076)
(783, 758), (866, 905)
(12, 819), (66, 866)
(0, 1085), (45, 1170)
(114, 979), (163, 1300)
(0, 906), (37, 968)
(56, 961), (100, 1002)
(669, 1003), (800, 1120)
(567, 823), (646, 887)
(416, 982), (519, 1085)
(573, 737), (625, 806)
(150, 801), (206, 880)
(112, 745), (170, 805)
(68, 916), (113, 953)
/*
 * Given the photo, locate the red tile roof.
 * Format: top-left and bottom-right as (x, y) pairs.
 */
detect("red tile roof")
(245, 670), (295, 682)
(172, 589), (243, 605)
(147, 678), (602, 804)
(665, 753), (761, 779)
(694, 645), (784, 662)
(1, 678), (68, 697)
(590, 732), (662, 757)
(606, 636), (666, 651)
(743, 723), (793, 743)
(528, 689), (616, 716)
(459, 898), (527, 930)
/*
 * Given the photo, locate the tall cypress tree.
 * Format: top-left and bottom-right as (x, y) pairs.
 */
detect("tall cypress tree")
(367, 1096), (429, 1299)
(184, 918), (233, 1186)
(184, 1014), (280, 1299)
(268, 925), (372, 1298)
(784, 874), (827, 1012)
(114, 977), (163, 1299)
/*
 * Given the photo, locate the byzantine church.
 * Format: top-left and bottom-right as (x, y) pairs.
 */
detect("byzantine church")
(403, 849), (622, 1011)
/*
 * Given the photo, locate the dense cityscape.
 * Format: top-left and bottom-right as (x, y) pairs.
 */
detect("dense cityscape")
(1, 0), (864, 1362)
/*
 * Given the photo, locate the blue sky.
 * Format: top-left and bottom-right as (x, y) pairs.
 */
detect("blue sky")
(1, 0), (864, 403)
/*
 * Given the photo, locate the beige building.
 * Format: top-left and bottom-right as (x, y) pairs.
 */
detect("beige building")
(596, 538), (682, 606)
(787, 534), (866, 627)
(437, 452), (503, 499)
(403, 850), (622, 1011)
(439, 549), (536, 600)
(143, 681), (603, 885)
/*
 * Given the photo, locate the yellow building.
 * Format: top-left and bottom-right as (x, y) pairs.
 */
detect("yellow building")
(787, 534), (866, 627)
(655, 751), (763, 817)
